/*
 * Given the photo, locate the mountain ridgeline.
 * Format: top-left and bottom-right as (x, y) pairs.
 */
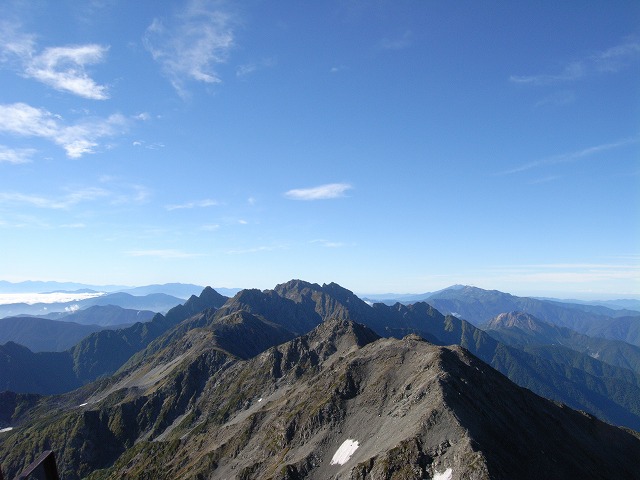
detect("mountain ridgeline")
(1, 281), (640, 479)
(0, 287), (229, 394)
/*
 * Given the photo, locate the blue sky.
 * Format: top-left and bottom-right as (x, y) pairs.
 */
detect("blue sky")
(0, 0), (638, 298)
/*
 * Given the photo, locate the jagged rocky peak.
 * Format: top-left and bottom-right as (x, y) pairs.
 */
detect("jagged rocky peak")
(161, 286), (228, 326)
(405, 300), (443, 316)
(214, 288), (270, 315)
(227, 287), (268, 304)
(273, 279), (323, 299)
(321, 281), (363, 304)
(198, 285), (228, 306)
(273, 279), (364, 306)
(306, 317), (381, 352)
(263, 318), (381, 376)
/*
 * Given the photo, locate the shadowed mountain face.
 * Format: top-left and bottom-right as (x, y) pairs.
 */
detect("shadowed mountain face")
(0, 317), (103, 352)
(0, 306), (157, 353)
(2, 319), (639, 480)
(484, 311), (640, 374)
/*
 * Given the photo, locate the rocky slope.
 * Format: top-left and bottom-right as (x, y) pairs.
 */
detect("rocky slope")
(3, 318), (640, 479)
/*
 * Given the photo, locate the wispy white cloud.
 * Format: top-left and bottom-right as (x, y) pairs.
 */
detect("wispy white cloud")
(111, 184), (151, 205)
(143, 0), (235, 96)
(528, 174), (562, 185)
(236, 63), (257, 77)
(379, 31), (412, 51)
(510, 38), (640, 85)
(60, 223), (86, 229)
(25, 45), (110, 99)
(165, 198), (219, 210)
(534, 90), (576, 108)
(226, 245), (284, 254)
(284, 183), (353, 200)
(132, 140), (165, 150)
(500, 136), (638, 175)
(0, 102), (127, 158)
(236, 58), (275, 78)
(0, 22), (109, 99)
(126, 249), (203, 259)
(200, 224), (219, 231)
(0, 187), (109, 209)
(0, 145), (36, 164)
(0, 183), (148, 210)
(311, 239), (351, 248)
(0, 22), (35, 62)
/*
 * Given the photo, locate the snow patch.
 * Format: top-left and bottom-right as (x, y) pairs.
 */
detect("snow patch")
(434, 467), (453, 480)
(0, 427), (13, 433)
(330, 439), (359, 465)
(257, 398), (262, 403)
(78, 403), (88, 407)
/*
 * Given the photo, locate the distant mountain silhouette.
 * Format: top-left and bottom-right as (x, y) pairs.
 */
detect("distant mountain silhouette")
(425, 285), (640, 347)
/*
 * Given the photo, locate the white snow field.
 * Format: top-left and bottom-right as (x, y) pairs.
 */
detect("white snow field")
(330, 439), (360, 465)
(434, 467), (453, 480)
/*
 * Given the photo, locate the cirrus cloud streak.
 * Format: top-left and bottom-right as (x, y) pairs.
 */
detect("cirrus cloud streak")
(510, 38), (640, 85)
(143, 0), (235, 97)
(284, 183), (353, 201)
(165, 199), (219, 211)
(126, 249), (204, 259)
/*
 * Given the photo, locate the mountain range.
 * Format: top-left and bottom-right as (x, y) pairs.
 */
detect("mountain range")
(0, 288), (229, 393)
(1, 281), (639, 479)
(421, 285), (640, 346)
(483, 311), (640, 374)
(0, 292), (185, 319)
